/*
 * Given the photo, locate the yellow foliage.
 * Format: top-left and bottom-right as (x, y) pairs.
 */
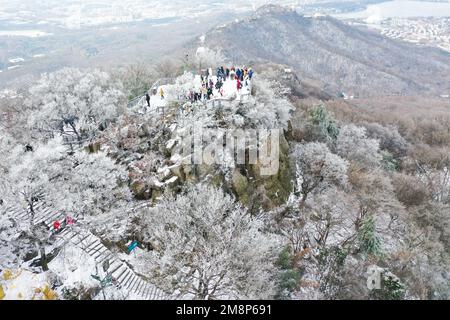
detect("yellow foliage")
(3, 269), (13, 280)
(0, 285), (5, 300)
(2, 269), (22, 280)
(42, 285), (57, 300)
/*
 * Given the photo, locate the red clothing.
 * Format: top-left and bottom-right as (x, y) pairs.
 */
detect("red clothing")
(236, 79), (241, 90)
(53, 220), (61, 231)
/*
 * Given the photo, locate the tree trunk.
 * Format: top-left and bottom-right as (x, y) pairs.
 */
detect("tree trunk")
(29, 199), (36, 225)
(36, 241), (49, 271)
(299, 192), (308, 210)
(68, 121), (81, 143)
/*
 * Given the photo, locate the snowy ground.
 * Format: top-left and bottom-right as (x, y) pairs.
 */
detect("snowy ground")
(147, 72), (253, 111)
(0, 269), (52, 300)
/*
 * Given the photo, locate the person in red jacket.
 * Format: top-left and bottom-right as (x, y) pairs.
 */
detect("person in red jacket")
(236, 79), (241, 91)
(53, 220), (61, 231)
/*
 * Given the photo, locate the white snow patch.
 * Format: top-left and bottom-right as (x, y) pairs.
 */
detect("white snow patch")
(9, 57), (24, 63)
(0, 269), (50, 300)
(165, 176), (178, 185)
(48, 245), (98, 289)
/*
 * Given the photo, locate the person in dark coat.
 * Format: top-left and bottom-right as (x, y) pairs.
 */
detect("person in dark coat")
(236, 68), (242, 80)
(248, 68), (254, 79)
(226, 68), (230, 78)
(207, 87), (213, 100)
(145, 93), (150, 107)
(216, 68), (221, 81)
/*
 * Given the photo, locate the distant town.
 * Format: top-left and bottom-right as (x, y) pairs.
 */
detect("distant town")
(373, 17), (450, 52)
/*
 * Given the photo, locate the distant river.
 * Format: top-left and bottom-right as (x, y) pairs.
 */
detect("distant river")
(334, 0), (450, 19)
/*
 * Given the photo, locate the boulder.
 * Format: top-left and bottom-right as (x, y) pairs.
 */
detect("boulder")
(130, 180), (151, 200)
(232, 169), (250, 206)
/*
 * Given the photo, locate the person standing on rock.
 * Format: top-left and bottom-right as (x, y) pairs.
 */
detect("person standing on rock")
(146, 93), (150, 107)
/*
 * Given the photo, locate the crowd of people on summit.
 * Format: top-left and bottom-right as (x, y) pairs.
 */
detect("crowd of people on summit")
(186, 66), (254, 103)
(144, 66), (254, 108)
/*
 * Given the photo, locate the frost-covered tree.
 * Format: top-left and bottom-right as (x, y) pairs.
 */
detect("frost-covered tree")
(142, 184), (281, 299)
(118, 62), (157, 100)
(5, 138), (131, 218)
(194, 47), (226, 72)
(51, 151), (132, 217)
(27, 68), (126, 142)
(2, 138), (67, 270)
(308, 188), (358, 248)
(246, 77), (294, 129)
(5, 138), (66, 221)
(362, 122), (408, 159)
(292, 142), (348, 208)
(2, 137), (131, 269)
(336, 125), (382, 168)
(0, 132), (17, 201)
(415, 162), (450, 204)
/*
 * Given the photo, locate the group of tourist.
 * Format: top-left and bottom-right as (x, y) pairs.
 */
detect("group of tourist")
(187, 66), (254, 103)
(143, 66), (254, 108)
(216, 66), (254, 82)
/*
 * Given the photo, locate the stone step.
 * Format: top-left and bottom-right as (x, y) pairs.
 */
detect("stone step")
(148, 285), (156, 300)
(94, 249), (110, 262)
(135, 280), (145, 296)
(122, 272), (135, 288)
(45, 213), (65, 228)
(90, 246), (107, 259)
(133, 279), (144, 293)
(108, 261), (123, 275)
(82, 239), (100, 252)
(112, 265), (127, 280)
(86, 241), (103, 255)
(116, 269), (131, 284)
(34, 208), (54, 225)
(127, 275), (139, 290)
(6, 199), (169, 300)
(73, 234), (93, 246)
